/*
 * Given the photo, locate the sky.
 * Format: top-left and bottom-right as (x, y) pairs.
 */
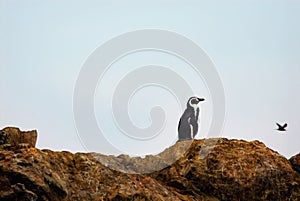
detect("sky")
(1, 0), (299, 158)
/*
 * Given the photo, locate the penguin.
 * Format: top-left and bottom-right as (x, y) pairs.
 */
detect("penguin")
(178, 96), (205, 141)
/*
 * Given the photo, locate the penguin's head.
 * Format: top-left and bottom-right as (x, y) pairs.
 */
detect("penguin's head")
(187, 96), (205, 108)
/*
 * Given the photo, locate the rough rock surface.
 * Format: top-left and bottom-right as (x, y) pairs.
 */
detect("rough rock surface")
(151, 139), (300, 201)
(0, 127), (37, 149)
(290, 153), (300, 173)
(0, 128), (299, 201)
(92, 140), (193, 174)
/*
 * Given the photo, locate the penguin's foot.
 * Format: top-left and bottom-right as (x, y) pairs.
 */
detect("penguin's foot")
(177, 138), (193, 142)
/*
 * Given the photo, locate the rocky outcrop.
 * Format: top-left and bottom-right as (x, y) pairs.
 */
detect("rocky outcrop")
(0, 127), (37, 149)
(0, 127), (299, 201)
(0, 148), (202, 201)
(151, 139), (300, 201)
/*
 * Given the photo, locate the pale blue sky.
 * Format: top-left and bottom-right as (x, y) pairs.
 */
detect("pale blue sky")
(1, 1), (299, 157)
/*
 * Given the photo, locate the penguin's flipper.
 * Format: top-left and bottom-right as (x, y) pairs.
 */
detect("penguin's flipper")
(178, 118), (182, 131)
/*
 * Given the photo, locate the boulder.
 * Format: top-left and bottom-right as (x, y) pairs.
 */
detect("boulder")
(0, 127), (37, 149)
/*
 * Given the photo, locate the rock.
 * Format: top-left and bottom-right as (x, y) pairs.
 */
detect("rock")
(92, 140), (192, 174)
(151, 138), (300, 201)
(0, 128), (299, 201)
(0, 148), (184, 201)
(12, 183), (38, 201)
(290, 153), (300, 173)
(0, 127), (37, 149)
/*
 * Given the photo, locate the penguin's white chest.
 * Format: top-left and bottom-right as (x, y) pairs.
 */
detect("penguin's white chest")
(191, 105), (198, 117)
(188, 117), (193, 138)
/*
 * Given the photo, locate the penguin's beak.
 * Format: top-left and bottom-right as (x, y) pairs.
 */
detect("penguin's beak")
(197, 98), (205, 102)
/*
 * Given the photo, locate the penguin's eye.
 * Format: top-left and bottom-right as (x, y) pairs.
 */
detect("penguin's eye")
(191, 98), (197, 104)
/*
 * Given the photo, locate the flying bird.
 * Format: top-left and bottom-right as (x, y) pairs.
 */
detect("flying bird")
(276, 123), (287, 131)
(178, 96), (205, 141)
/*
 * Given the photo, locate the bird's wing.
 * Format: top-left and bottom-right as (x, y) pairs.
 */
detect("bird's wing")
(276, 123), (281, 128)
(178, 109), (193, 130)
(283, 123), (288, 128)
